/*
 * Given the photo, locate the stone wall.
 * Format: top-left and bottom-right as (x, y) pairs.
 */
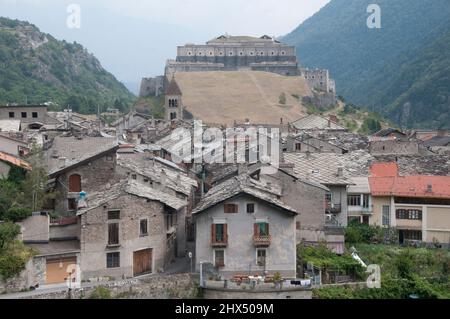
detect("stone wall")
(0, 257), (45, 294)
(139, 76), (165, 97)
(80, 194), (171, 280)
(369, 140), (419, 155)
(203, 287), (312, 299)
(21, 274), (199, 299)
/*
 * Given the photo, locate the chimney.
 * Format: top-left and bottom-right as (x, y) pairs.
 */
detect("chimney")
(305, 150), (311, 159)
(426, 184), (433, 193)
(337, 167), (344, 177)
(280, 118), (283, 125)
(160, 170), (167, 190)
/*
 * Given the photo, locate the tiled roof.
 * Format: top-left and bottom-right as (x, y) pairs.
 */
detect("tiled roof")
(193, 174), (297, 215)
(44, 136), (119, 176)
(369, 175), (450, 199)
(291, 114), (347, 131)
(370, 163), (398, 177)
(423, 136), (450, 147)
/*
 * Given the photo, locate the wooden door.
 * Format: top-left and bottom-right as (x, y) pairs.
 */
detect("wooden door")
(133, 249), (152, 276)
(46, 257), (77, 284)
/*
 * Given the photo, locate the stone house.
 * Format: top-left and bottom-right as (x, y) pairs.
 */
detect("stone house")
(0, 132), (29, 156)
(193, 174), (298, 279)
(77, 181), (186, 280)
(44, 136), (120, 213)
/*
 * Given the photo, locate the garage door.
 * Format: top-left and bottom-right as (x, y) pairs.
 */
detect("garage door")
(46, 257), (77, 284)
(133, 249), (152, 277)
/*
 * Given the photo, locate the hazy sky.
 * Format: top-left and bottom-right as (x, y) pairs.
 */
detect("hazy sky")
(0, 0), (330, 89)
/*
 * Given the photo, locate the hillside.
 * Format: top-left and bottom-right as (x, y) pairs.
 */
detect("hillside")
(0, 17), (135, 114)
(174, 71), (312, 126)
(282, 0), (450, 129)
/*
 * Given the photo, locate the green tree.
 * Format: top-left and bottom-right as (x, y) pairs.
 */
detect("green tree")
(279, 92), (287, 105)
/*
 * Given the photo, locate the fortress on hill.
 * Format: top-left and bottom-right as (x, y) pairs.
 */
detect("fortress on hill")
(139, 35), (336, 99)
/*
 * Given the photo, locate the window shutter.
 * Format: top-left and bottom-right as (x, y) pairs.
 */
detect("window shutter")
(223, 224), (228, 244)
(266, 223), (270, 236)
(254, 223), (259, 236)
(211, 224), (216, 242)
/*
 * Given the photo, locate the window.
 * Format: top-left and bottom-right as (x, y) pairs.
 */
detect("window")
(140, 219), (148, 236)
(255, 222), (269, 236)
(8, 112), (14, 118)
(296, 221), (301, 230)
(348, 195), (361, 206)
(247, 203), (255, 213)
(295, 143), (302, 151)
(325, 193), (332, 202)
(224, 203), (238, 214)
(256, 249), (266, 267)
(212, 224), (226, 243)
(32, 112), (38, 118)
(403, 230), (422, 241)
(170, 112), (177, 120)
(214, 250), (225, 268)
(68, 174), (81, 192)
(382, 205), (391, 226)
(106, 252), (120, 268)
(131, 174), (137, 180)
(68, 198), (77, 211)
(108, 223), (119, 245)
(362, 194), (370, 208)
(21, 112), (27, 118)
(396, 209), (422, 220)
(108, 210), (120, 220)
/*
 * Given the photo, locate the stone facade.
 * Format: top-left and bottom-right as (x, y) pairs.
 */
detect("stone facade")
(369, 140), (419, 155)
(172, 35), (299, 77)
(0, 105), (47, 124)
(52, 150), (119, 213)
(139, 76), (165, 98)
(79, 194), (176, 280)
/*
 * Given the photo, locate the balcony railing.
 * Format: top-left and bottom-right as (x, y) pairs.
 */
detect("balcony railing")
(253, 235), (271, 247)
(211, 239), (228, 248)
(325, 202), (341, 214)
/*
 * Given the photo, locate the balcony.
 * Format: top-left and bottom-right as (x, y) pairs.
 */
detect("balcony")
(325, 202), (341, 214)
(211, 239), (228, 248)
(253, 235), (271, 247)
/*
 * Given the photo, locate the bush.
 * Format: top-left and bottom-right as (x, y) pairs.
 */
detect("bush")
(3, 207), (32, 222)
(88, 286), (112, 299)
(0, 222), (20, 250)
(345, 220), (396, 244)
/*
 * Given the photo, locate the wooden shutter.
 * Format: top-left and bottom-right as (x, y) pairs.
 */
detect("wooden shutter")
(223, 224), (228, 244)
(211, 224), (216, 243)
(108, 223), (119, 245)
(266, 223), (270, 236)
(254, 223), (259, 236)
(69, 174), (81, 192)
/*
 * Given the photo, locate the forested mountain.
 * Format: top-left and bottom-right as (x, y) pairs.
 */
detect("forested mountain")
(0, 17), (135, 114)
(283, 0), (450, 129)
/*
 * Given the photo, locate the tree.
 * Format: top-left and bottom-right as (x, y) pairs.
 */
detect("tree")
(0, 222), (20, 250)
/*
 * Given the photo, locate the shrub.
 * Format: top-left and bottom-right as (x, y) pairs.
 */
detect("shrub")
(88, 286), (112, 299)
(0, 222), (21, 250)
(3, 207), (32, 222)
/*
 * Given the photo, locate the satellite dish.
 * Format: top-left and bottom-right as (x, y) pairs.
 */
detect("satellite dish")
(188, 252), (193, 258)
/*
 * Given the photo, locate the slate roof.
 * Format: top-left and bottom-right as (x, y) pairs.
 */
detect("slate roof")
(165, 77), (182, 95)
(193, 174), (297, 215)
(0, 120), (21, 132)
(283, 152), (353, 186)
(77, 180), (186, 215)
(291, 114), (347, 131)
(117, 153), (197, 196)
(44, 136), (119, 176)
(423, 136), (450, 147)
(26, 240), (80, 257)
(373, 128), (407, 138)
